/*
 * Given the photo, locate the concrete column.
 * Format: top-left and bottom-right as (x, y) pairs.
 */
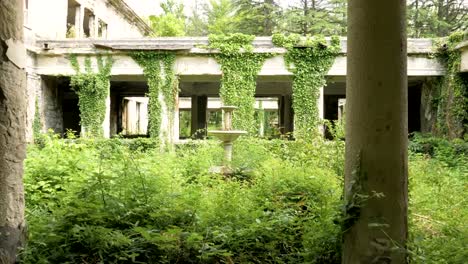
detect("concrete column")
(173, 93), (180, 142)
(318, 86), (324, 134)
(101, 24), (107, 39)
(102, 95), (111, 138)
(75, 6), (84, 38)
(279, 95), (293, 134)
(25, 73), (41, 142)
(89, 15), (96, 38)
(191, 95), (207, 139)
(109, 91), (118, 137)
(344, 0), (407, 263)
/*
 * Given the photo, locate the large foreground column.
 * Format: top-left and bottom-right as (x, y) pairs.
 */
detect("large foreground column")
(0, 1), (27, 263)
(344, 0), (408, 263)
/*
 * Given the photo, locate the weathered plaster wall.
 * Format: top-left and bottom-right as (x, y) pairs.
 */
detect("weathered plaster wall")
(25, 0), (145, 39)
(93, 0), (145, 38)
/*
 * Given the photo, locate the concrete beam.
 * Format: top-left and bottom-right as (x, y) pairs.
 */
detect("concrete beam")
(34, 53), (444, 77)
(457, 40), (468, 72)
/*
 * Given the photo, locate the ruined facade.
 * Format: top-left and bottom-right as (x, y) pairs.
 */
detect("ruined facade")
(24, 0), (151, 140)
(22, 1), (467, 142)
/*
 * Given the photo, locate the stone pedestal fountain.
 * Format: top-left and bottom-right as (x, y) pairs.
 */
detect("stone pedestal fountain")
(208, 106), (247, 172)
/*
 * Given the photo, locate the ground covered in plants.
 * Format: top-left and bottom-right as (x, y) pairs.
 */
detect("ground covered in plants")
(20, 134), (467, 263)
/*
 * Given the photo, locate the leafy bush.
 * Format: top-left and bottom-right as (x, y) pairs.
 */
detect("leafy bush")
(21, 135), (467, 263)
(21, 136), (343, 263)
(408, 154), (467, 263)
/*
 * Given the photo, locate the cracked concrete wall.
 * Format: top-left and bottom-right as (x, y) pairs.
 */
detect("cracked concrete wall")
(0, 0), (27, 263)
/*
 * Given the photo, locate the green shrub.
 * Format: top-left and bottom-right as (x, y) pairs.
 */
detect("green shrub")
(21, 135), (467, 263)
(22, 137), (343, 263)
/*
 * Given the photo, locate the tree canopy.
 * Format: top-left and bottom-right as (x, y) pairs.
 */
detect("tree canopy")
(148, 0), (467, 37)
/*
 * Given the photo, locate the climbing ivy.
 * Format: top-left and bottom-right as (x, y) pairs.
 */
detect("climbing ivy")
(32, 97), (42, 141)
(432, 32), (468, 139)
(130, 52), (177, 139)
(272, 34), (340, 140)
(209, 33), (272, 132)
(69, 54), (113, 137)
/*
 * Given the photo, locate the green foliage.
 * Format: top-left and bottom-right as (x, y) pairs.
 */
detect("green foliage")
(22, 136), (344, 263)
(432, 32), (468, 138)
(32, 98), (42, 142)
(407, 0), (468, 38)
(233, 0), (280, 36)
(208, 33), (272, 132)
(69, 54), (113, 137)
(205, 0), (240, 35)
(272, 34), (340, 140)
(409, 132), (468, 169)
(149, 14), (186, 37)
(148, 0), (186, 36)
(279, 0), (347, 36)
(408, 149), (467, 262)
(130, 52), (177, 139)
(21, 134), (467, 263)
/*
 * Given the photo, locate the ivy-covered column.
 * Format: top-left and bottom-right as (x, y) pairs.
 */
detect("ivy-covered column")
(131, 52), (178, 146)
(209, 34), (271, 133)
(272, 34), (340, 140)
(433, 32), (468, 138)
(69, 55), (113, 138)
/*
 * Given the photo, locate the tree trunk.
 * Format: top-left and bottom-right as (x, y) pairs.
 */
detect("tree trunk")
(262, 0), (274, 36)
(344, 0), (408, 263)
(0, 0), (27, 263)
(302, 0), (309, 35)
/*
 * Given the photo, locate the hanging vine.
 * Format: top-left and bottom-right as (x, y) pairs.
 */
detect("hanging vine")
(431, 32), (468, 139)
(69, 54), (113, 137)
(130, 52), (177, 139)
(209, 33), (272, 132)
(272, 34), (340, 140)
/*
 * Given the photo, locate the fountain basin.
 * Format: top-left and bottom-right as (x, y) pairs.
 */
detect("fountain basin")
(208, 130), (247, 142)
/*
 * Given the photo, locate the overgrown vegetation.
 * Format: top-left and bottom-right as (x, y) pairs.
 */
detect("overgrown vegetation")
(22, 136), (344, 263)
(408, 133), (468, 263)
(208, 33), (272, 132)
(130, 52), (178, 140)
(69, 55), (113, 137)
(430, 32), (468, 139)
(272, 34), (341, 139)
(21, 133), (467, 263)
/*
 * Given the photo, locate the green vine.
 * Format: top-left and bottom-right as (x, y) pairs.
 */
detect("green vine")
(432, 32), (468, 139)
(33, 97), (42, 141)
(69, 54), (113, 137)
(209, 33), (272, 133)
(130, 52), (177, 139)
(272, 34), (340, 140)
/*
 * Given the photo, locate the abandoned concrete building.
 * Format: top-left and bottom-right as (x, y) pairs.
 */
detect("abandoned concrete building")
(23, 1), (468, 142)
